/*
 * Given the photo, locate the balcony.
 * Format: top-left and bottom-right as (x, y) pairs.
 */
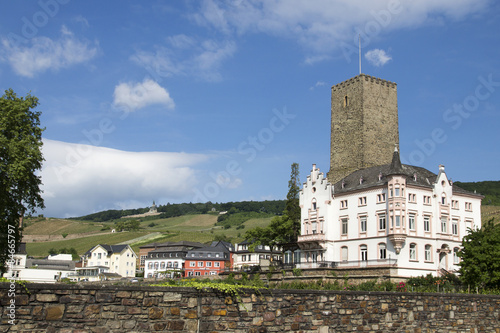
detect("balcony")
(297, 258), (397, 269)
(298, 233), (326, 243)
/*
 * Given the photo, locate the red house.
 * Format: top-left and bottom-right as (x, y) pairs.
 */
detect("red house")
(184, 241), (233, 277)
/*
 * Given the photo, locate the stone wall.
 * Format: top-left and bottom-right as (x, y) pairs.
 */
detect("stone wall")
(1, 283), (499, 332)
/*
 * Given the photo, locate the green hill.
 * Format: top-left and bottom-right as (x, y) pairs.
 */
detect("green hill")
(454, 181), (500, 206)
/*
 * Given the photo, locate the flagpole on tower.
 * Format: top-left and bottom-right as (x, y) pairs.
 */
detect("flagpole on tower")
(359, 34), (361, 75)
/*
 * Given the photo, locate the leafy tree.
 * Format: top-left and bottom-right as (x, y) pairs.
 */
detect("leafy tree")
(0, 89), (44, 273)
(458, 219), (500, 289)
(115, 219), (140, 231)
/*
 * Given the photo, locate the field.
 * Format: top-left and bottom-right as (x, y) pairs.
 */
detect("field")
(23, 204), (500, 259)
(23, 213), (274, 258)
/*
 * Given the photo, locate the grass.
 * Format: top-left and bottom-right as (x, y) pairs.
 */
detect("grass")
(23, 218), (103, 235)
(23, 213), (275, 258)
(26, 231), (148, 258)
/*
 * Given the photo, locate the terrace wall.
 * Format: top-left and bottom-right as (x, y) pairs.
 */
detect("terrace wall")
(1, 283), (499, 332)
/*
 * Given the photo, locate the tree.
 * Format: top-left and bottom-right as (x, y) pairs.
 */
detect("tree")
(283, 162), (301, 241)
(458, 219), (500, 289)
(244, 163), (301, 251)
(0, 89), (44, 273)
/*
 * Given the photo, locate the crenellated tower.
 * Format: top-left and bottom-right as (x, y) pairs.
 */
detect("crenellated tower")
(328, 74), (399, 184)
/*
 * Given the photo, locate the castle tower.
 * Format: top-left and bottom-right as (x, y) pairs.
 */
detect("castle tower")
(327, 74), (399, 184)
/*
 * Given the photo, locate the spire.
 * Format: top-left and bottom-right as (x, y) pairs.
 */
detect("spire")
(388, 145), (403, 175)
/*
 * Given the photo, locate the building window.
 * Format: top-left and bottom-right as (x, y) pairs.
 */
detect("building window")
(344, 95), (349, 107)
(394, 187), (400, 197)
(360, 245), (368, 261)
(409, 243), (417, 261)
(148, 262), (153, 269)
(377, 193), (386, 203)
(97, 253), (101, 259)
(452, 219), (458, 235)
(341, 246), (348, 262)
(424, 245), (432, 262)
(408, 193), (416, 203)
(395, 215), (401, 227)
(465, 202), (472, 211)
(195, 272), (201, 276)
(360, 216), (367, 233)
(409, 214), (416, 230)
(198, 262), (203, 267)
(441, 195), (446, 205)
(242, 255), (246, 262)
(452, 200), (459, 209)
(214, 262), (220, 267)
(174, 262), (179, 268)
(190, 262), (196, 267)
(160, 262), (165, 269)
(341, 218), (348, 235)
(154, 262), (159, 269)
(423, 196), (431, 205)
(424, 216), (430, 232)
(248, 255), (252, 261)
(206, 262), (212, 267)
(441, 217), (447, 234)
(378, 214), (386, 230)
(379, 243), (386, 259)
(358, 197), (367, 206)
(453, 248), (460, 264)
(340, 200), (348, 209)
(140, 255), (146, 266)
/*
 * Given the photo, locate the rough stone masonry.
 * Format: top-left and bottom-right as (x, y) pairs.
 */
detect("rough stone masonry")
(1, 283), (499, 332)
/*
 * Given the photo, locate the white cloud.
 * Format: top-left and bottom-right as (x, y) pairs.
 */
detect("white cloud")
(192, 0), (490, 62)
(113, 78), (175, 112)
(0, 27), (98, 77)
(364, 49), (392, 67)
(309, 81), (326, 90)
(40, 139), (208, 217)
(131, 36), (236, 82)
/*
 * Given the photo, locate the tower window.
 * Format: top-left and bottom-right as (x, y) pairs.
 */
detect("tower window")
(344, 95), (349, 107)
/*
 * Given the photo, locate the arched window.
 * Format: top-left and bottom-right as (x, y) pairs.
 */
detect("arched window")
(154, 262), (159, 269)
(409, 243), (417, 260)
(341, 246), (348, 262)
(453, 247), (460, 264)
(312, 198), (317, 210)
(148, 262), (153, 269)
(378, 243), (386, 259)
(425, 245), (432, 262)
(160, 262), (165, 269)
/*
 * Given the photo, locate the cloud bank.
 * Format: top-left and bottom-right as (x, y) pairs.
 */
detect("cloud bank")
(191, 0), (490, 61)
(40, 139), (208, 217)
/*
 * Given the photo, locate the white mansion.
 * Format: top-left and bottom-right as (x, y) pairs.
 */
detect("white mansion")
(298, 150), (482, 277)
(297, 74), (482, 278)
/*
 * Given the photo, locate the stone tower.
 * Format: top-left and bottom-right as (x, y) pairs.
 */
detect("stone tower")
(327, 74), (399, 184)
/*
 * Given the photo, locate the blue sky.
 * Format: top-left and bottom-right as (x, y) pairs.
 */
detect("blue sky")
(1, 1), (499, 218)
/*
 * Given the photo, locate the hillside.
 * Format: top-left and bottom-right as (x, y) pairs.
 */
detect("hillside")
(454, 181), (500, 206)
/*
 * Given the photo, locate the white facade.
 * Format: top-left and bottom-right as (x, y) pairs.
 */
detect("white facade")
(144, 253), (183, 279)
(233, 241), (282, 270)
(3, 253), (76, 283)
(298, 159), (482, 278)
(82, 244), (137, 278)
